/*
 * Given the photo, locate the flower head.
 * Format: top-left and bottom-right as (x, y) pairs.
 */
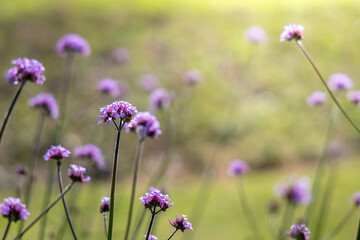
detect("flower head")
(56, 33), (91, 56)
(97, 78), (122, 98)
(125, 111), (162, 139)
(139, 74), (160, 92)
(169, 215), (193, 232)
(74, 144), (106, 170)
(183, 69), (203, 85)
(0, 197), (30, 222)
(97, 101), (137, 125)
(139, 190), (173, 212)
(227, 159), (249, 176)
(347, 90), (360, 106)
(28, 93), (59, 119)
(100, 197), (110, 213)
(43, 145), (71, 161)
(245, 25), (268, 44)
(149, 88), (175, 111)
(67, 164), (91, 183)
(5, 58), (46, 85)
(16, 164), (26, 176)
(307, 91), (327, 107)
(286, 224), (311, 240)
(144, 235), (158, 240)
(112, 48), (130, 64)
(274, 176), (312, 205)
(280, 24), (304, 42)
(353, 192), (360, 206)
(328, 73), (353, 91)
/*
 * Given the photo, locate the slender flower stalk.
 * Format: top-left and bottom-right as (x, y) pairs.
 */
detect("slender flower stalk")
(2, 220), (11, 240)
(103, 213), (108, 238)
(278, 202), (295, 240)
(145, 208), (156, 240)
(327, 206), (357, 239)
(167, 229), (178, 240)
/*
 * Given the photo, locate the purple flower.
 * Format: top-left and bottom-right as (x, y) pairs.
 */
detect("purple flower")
(67, 164), (91, 183)
(307, 91), (327, 107)
(100, 197), (110, 213)
(144, 235), (158, 240)
(0, 197), (30, 222)
(138, 74), (160, 92)
(328, 73), (353, 91)
(56, 33), (91, 56)
(227, 159), (249, 176)
(286, 224), (311, 240)
(183, 69), (203, 85)
(97, 101), (137, 125)
(112, 48), (130, 64)
(169, 215), (193, 232)
(125, 111), (162, 139)
(97, 78), (121, 97)
(149, 88), (175, 111)
(28, 93), (59, 119)
(280, 24), (304, 42)
(353, 192), (360, 206)
(139, 190), (173, 212)
(274, 176), (312, 205)
(244, 25), (268, 44)
(43, 145), (71, 161)
(74, 144), (106, 170)
(5, 58), (46, 85)
(16, 164), (26, 176)
(347, 90), (360, 105)
(327, 140), (343, 158)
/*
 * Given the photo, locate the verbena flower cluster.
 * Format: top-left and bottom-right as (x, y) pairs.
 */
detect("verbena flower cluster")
(112, 47), (130, 64)
(149, 88), (175, 111)
(274, 176), (312, 205)
(126, 111), (162, 139)
(280, 24), (304, 42)
(97, 78), (122, 98)
(169, 215), (193, 232)
(227, 159), (249, 176)
(67, 164), (91, 183)
(97, 101), (137, 125)
(56, 33), (91, 56)
(183, 69), (203, 85)
(100, 197), (110, 213)
(307, 91), (327, 107)
(328, 73), (353, 91)
(140, 190), (173, 212)
(0, 197), (30, 222)
(5, 57), (46, 85)
(347, 90), (360, 105)
(43, 145), (71, 161)
(74, 144), (106, 170)
(286, 224), (311, 240)
(28, 93), (59, 119)
(244, 25), (268, 44)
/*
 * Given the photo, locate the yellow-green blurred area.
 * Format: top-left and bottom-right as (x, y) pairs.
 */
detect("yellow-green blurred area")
(1, 0), (360, 239)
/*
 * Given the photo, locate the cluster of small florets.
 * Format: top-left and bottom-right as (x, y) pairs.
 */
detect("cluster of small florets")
(0, 197), (30, 222)
(140, 190), (173, 212)
(126, 111), (162, 139)
(347, 90), (360, 106)
(5, 57), (46, 85)
(328, 73), (353, 91)
(169, 215), (193, 232)
(144, 235), (158, 240)
(67, 164), (91, 183)
(286, 224), (311, 240)
(43, 145), (71, 161)
(227, 159), (249, 176)
(74, 144), (106, 170)
(55, 33), (91, 56)
(97, 101), (137, 125)
(97, 78), (122, 98)
(280, 24), (304, 42)
(307, 91), (327, 107)
(183, 69), (203, 85)
(28, 93), (59, 119)
(149, 88), (175, 111)
(244, 25), (268, 44)
(99, 197), (110, 213)
(275, 176), (312, 205)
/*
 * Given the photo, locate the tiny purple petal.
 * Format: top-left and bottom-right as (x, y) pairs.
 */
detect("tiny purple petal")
(328, 73), (353, 91)
(307, 91), (327, 107)
(100, 197), (110, 213)
(0, 197), (30, 222)
(280, 24), (304, 42)
(28, 93), (59, 119)
(244, 25), (268, 44)
(73, 144), (106, 170)
(55, 33), (91, 56)
(67, 164), (91, 183)
(227, 159), (249, 176)
(144, 235), (158, 240)
(43, 145), (71, 161)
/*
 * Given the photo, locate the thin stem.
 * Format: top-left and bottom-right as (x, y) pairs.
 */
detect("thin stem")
(296, 41), (360, 135)
(356, 214), (360, 240)
(167, 229), (178, 240)
(124, 138), (145, 240)
(327, 206), (357, 239)
(130, 208), (146, 240)
(0, 80), (27, 145)
(103, 213), (108, 238)
(2, 220), (11, 240)
(57, 161), (78, 240)
(14, 182), (75, 240)
(145, 208), (156, 240)
(108, 122), (123, 240)
(278, 201), (294, 240)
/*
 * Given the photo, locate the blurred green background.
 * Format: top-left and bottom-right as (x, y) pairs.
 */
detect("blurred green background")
(1, 0), (360, 239)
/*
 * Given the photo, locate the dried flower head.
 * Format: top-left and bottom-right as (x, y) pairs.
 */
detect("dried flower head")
(16, 164), (26, 176)
(67, 164), (91, 183)
(183, 69), (203, 85)
(74, 144), (106, 170)
(245, 25), (268, 44)
(144, 235), (158, 240)
(307, 91), (327, 107)
(139, 74), (160, 92)
(56, 33), (91, 56)
(140, 190), (173, 212)
(125, 111), (162, 139)
(286, 224), (311, 240)
(169, 215), (193, 232)
(274, 176), (312, 205)
(112, 48), (130, 64)
(149, 88), (175, 111)
(328, 73), (353, 91)
(28, 93), (59, 119)
(97, 101), (137, 125)
(280, 24), (304, 42)
(227, 159), (249, 176)
(347, 90), (360, 106)
(0, 197), (30, 222)
(5, 58), (46, 85)
(100, 197), (110, 213)
(43, 145), (71, 161)
(353, 191), (360, 206)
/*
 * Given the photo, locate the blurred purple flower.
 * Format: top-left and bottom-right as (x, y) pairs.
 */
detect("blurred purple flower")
(43, 145), (71, 161)
(100, 197), (110, 213)
(0, 197), (30, 222)
(347, 90), (360, 105)
(112, 48), (130, 64)
(274, 176), (312, 205)
(97, 101), (137, 125)
(280, 24), (304, 42)
(140, 190), (173, 212)
(307, 91), (327, 107)
(328, 73), (353, 91)
(144, 235), (158, 240)
(353, 192), (360, 206)
(67, 164), (91, 183)
(28, 93), (59, 119)
(97, 78), (121, 98)
(125, 111), (162, 139)
(244, 25), (268, 44)
(169, 215), (193, 232)
(183, 69), (203, 85)
(55, 33), (91, 56)
(327, 140), (343, 158)
(74, 144), (106, 170)
(5, 58), (46, 85)
(286, 224), (311, 240)
(227, 159), (249, 176)
(138, 74), (160, 92)
(149, 88), (175, 111)
(16, 164), (26, 176)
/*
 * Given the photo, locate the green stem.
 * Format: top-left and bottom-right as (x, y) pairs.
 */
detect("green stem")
(103, 213), (108, 238)
(356, 213), (360, 240)
(167, 229), (178, 240)
(145, 208), (156, 240)
(327, 206), (357, 239)
(278, 201), (294, 240)
(2, 220), (11, 240)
